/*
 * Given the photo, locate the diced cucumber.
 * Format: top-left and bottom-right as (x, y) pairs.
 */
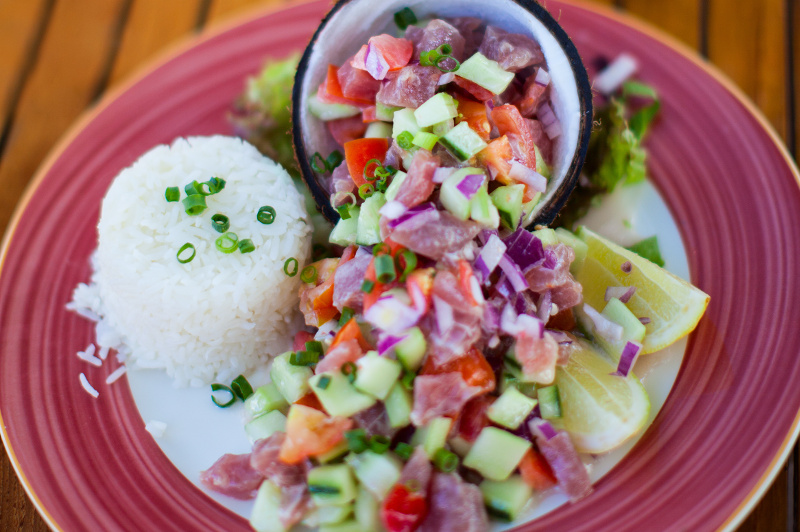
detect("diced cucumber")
(439, 122), (488, 161)
(376, 102), (401, 122)
(356, 192), (386, 246)
(364, 121), (393, 138)
(309, 92), (362, 121)
(310, 371), (377, 418)
(533, 144), (552, 179)
(320, 520), (363, 532)
(245, 410), (287, 443)
(537, 385), (562, 419)
(317, 440), (350, 464)
(598, 297), (646, 361)
(411, 417), (452, 457)
(470, 186), (500, 228)
(532, 228), (558, 248)
(245, 383), (288, 420)
(250, 480), (287, 532)
(412, 131), (439, 151)
(555, 227), (588, 273)
(480, 476), (533, 521)
(329, 206), (360, 246)
(270, 352), (312, 403)
(354, 486), (381, 532)
(490, 184), (525, 231)
(392, 108), (424, 138)
(308, 464), (357, 507)
(317, 504), (353, 526)
(384, 170), (408, 202)
(354, 351), (402, 400)
(346, 450), (402, 498)
(448, 435), (473, 457)
(440, 168), (484, 221)
(431, 117), (455, 137)
(463, 427), (531, 481)
(457, 53), (515, 95)
(384, 383), (413, 428)
(401, 150), (415, 170)
(414, 93), (458, 128)
(487, 387), (538, 430)
(394, 327), (427, 371)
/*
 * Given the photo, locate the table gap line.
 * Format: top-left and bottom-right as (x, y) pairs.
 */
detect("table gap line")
(89, 0), (134, 104)
(195, 0), (213, 31)
(698, 0), (709, 58)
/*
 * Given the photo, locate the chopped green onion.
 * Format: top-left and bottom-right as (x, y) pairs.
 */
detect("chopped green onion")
(300, 265), (318, 284)
(394, 7), (417, 30)
(345, 429), (368, 454)
(210, 383), (236, 408)
(394, 442), (414, 461)
(374, 164), (397, 180)
(305, 340), (324, 356)
(397, 131), (414, 150)
(184, 180), (206, 196)
(368, 435), (391, 454)
(206, 177), (226, 194)
(316, 375), (332, 390)
(361, 279), (375, 293)
(284, 257), (299, 277)
(375, 177), (389, 193)
(395, 250), (418, 281)
(400, 370), (415, 390)
(176, 243), (196, 264)
(215, 232), (239, 254)
(339, 307), (355, 326)
(310, 152), (328, 174)
(372, 243), (390, 256)
(336, 204), (352, 220)
(182, 194), (207, 216)
(363, 158), (382, 182)
(257, 205), (276, 224)
(311, 150), (344, 174)
(231, 374), (254, 401)
(420, 44), (460, 73)
(308, 485), (341, 495)
(290, 350), (320, 366)
(374, 254), (396, 284)
(435, 55), (460, 73)
(210, 214), (230, 233)
(358, 183), (375, 200)
(326, 150), (344, 171)
(341, 361), (357, 384)
(238, 239), (255, 254)
(433, 448), (459, 472)
(165, 186), (179, 202)
(438, 44), (453, 56)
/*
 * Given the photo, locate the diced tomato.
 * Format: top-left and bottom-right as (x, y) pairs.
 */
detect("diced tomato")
(454, 76), (495, 102)
(339, 244), (357, 265)
(422, 348), (495, 394)
(319, 65), (371, 106)
(453, 95), (491, 142)
(299, 258), (339, 327)
(293, 331), (316, 352)
(548, 307), (576, 331)
(457, 395), (495, 442)
(352, 35), (414, 73)
(344, 137), (390, 187)
(491, 104), (537, 169)
(519, 448), (557, 491)
(327, 116), (367, 146)
(279, 404), (353, 464)
(405, 267), (435, 314)
(457, 260), (480, 306)
(330, 317), (372, 351)
(477, 135), (513, 182)
(362, 106), (379, 123)
(381, 483), (428, 532)
(294, 392), (324, 411)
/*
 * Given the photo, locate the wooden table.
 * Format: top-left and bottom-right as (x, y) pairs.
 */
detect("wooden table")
(0, 0), (797, 530)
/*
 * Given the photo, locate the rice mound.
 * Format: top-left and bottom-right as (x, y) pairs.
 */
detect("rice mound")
(69, 136), (312, 387)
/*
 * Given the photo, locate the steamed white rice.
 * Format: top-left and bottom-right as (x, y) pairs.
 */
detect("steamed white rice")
(68, 136), (312, 387)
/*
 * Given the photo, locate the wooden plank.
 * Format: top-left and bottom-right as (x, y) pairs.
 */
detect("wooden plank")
(621, 0), (701, 50)
(0, 0), (128, 234)
(740, 467), (789, 531)
(0, 0), (51, 134)
(107, 0), (204, 89)
(0, 442), (48, 531)
(206, 0), (290, 24)
(706, 0), (787, 140)
(793, 0), (799, 159)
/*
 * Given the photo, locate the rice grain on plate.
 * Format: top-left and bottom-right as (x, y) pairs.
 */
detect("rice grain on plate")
(69, 136), (311, 387)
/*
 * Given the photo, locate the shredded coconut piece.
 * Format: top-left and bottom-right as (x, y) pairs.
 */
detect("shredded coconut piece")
(105, 366), (127, 384)
(145, 420), (167, 438)
(79, 373), (99, 398)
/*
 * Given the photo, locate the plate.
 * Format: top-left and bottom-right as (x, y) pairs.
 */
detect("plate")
(2, 1), (800, 530)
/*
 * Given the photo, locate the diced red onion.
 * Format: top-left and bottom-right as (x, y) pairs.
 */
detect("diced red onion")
(377, 334), (407, 356)
(509, 160), (547, 193)
(621, 261), (632, 273)
(583, 304), (623, 342)
(438, 72), (456, 85)
(593, 53), (638, 95)
(529, 419), (557, 441)
(488, 335), (500, 348)
(483, 303), (500, 332)
(498, 254), (529, 292)
(364, 295), (422, 334)
(475, 234), (507, 282)
(315, 320), (339, 342)
(534, 68), (551, 86)
(433, 296), (454, 333)
(355, 245), (372, 259)
(387, 202), (437, 230)
(536, 290), (552, 324)
(544, 121), (562, 139)
(604, 286), (636, 303)
(408, 280), (427, 314)
(365, 42), (390, 80)
(379, 200), (408, 220)
(612, 341), (642, 377)
(469, 276), (485, 305)
(537, 102), (562, 139)
(500, 304), (520, 335)
(495, 275), (514, 299)
(517, 314), (544, 339)
(479, 229), (498, 246)
(432, 167), (456, 184)
(638, 316), (651, 325)
(502, 228), (546, 270)
(455, 173), (485, 200)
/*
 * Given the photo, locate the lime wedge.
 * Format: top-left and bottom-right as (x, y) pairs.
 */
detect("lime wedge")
(555, 339), (650, 453)
(575, 226), (709, 354)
